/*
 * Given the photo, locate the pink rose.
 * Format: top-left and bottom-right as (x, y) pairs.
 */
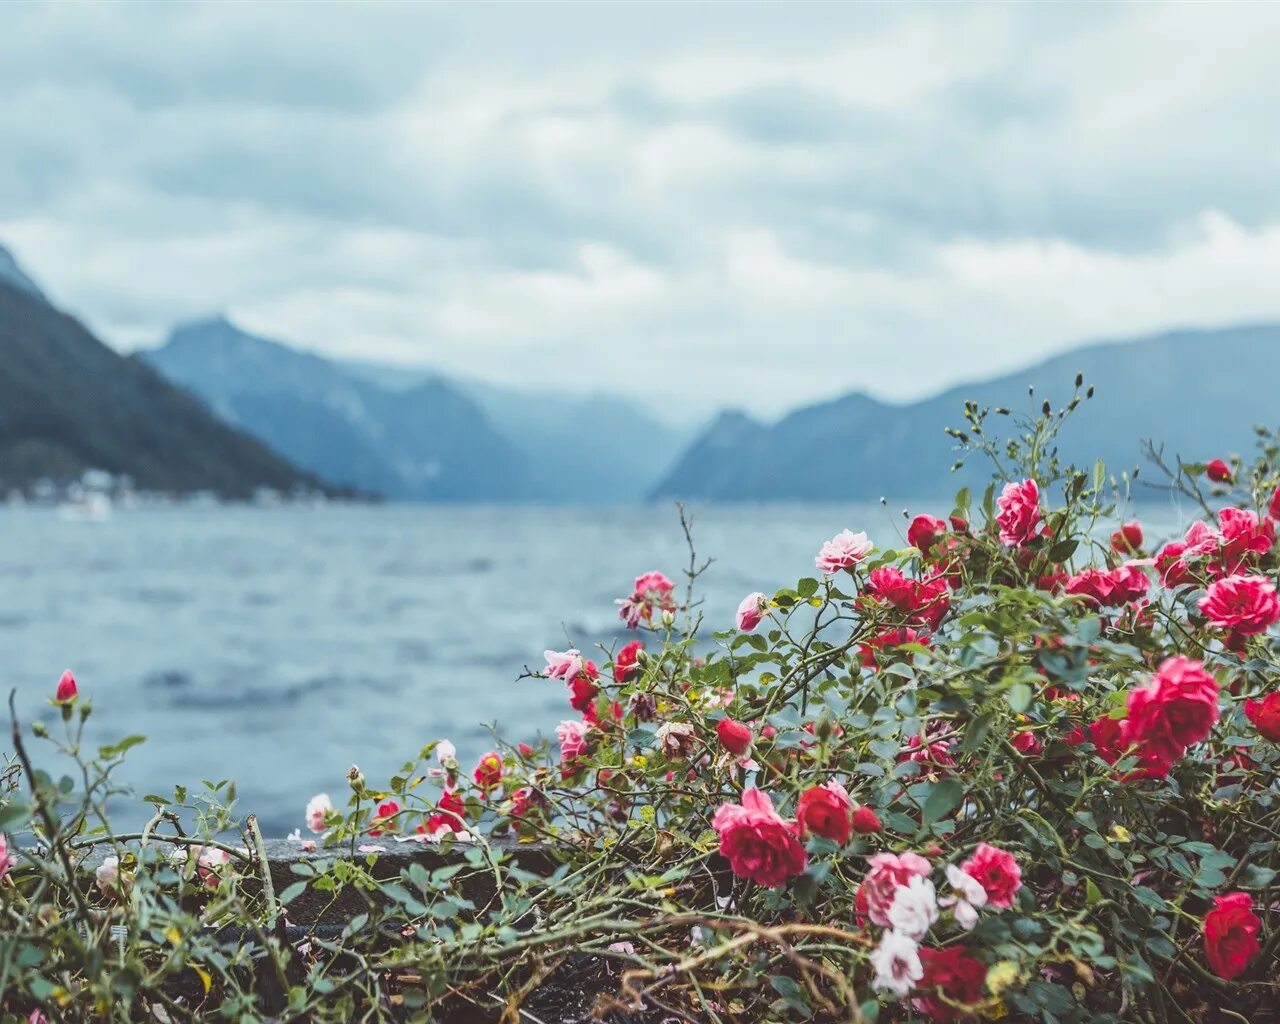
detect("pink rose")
(617, 571), (677, 627)
(866, 567), (916, 612)
(1216, 507), (1275, 574)
(1199, 574), (1280, 636)
(305, 793), (333, 834)
(1122, 656), (1220, 765)
(855, 851), (932, 926)
(1065, 563), (1149, 608)
(1110, 521), (1144, 553)
(556, 719), (590, 762)
(815, 529), (873, 574)
(995, 479), (1042, 547)
(960, 842), (1021, 909)
(543, 649), (583, 683)
(735, 592), (768, 632)
(712, 789), (807, 888)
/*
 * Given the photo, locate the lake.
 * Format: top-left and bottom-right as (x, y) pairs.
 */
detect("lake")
(1, 501), (938, 833)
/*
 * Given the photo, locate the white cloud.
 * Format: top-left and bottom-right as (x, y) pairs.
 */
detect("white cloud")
(2, 2), (1280, 419)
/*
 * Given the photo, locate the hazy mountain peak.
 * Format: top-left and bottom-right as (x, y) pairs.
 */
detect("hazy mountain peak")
(0, 242), (46, 301)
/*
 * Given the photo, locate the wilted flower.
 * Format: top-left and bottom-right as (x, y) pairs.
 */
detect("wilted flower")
(655, 721), (696, 760)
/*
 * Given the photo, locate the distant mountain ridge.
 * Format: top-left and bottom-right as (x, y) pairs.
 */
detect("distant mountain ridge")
(0, 279), (329, 498)
(145, 318), (535, 502)
(651, 324), (1280, 502)
(0, 244), (44, 300)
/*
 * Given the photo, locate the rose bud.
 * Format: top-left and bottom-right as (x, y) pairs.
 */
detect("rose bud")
(1205, 459), (1233, 483)
(716, 718), (753, 756)
(55, 669), (78, 703)
(1110, 521), (1144, 553)
(852, 804), (882, 834)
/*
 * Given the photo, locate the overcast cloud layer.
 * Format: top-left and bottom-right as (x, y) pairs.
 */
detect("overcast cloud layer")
(3, 1), (1279, 419)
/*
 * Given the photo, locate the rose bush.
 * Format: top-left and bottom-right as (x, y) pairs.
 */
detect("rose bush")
(1, 380), (1278, 1022)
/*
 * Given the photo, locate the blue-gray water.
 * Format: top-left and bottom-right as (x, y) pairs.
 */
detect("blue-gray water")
(1, 502), (931, 833)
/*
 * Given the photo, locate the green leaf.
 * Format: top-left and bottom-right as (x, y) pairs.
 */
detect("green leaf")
(1005, 682), (1033, 714)
(922, 779), (965, 825)
(796, 578), (819, 599)
(279, 881), (307, 905)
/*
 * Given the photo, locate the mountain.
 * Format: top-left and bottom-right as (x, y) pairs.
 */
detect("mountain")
(341, 359), (693, 501)
(0, 243), (44, 300)
(144, 318), (536, 501)
(0, 279), (329, 498)
(651, 324), (1280, 502)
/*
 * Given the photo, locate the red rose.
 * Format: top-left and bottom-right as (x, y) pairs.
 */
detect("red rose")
(1010, 730), (1042, 757)
(1205, 458), (1233, 483)
(1155, 541), (1193, 588)
(995, 479), (1042, 547)
(1199, 574), (1280, 636)
(1269, 485), (1280, 521)
(1110, 520), (1144, 553)
(712, 789), (807, 888)
(1203, 892), (1261, 979)
(912, 946), (987, 1022)
(613, 641), (644, 683)
(472, 751), (502, 790)
(866, 566), (917, 611)
(860, 627), (930, 669)
(716, 717), (753, 756)
(568, 670), (600, 713)
(369, 800), (400, 837)
(960, 842), (1022, 909)
(851, 804), (882, 834)
(910, 576), (951, 630)
(1122, 656), (1220, 765)
(1245, 692), (1280, 741)
(908, 514), (947, 552)
(422, 790), (467, 836)
(796, 782), (853, 844)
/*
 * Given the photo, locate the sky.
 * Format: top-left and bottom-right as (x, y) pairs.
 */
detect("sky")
(3, 1), (1280, 420)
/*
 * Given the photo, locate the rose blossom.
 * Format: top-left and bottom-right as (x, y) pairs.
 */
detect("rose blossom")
(473, 751), (503, 790)
(716, 718), (753, 756)
(306, 793), (334, 834)
(95, 856), (130, 895)
(369, 800), (400, 836)
(556, 719), (590, 762)
(886, 874), (939, 940)
(866, 567), (916, 612)
(941, 863), (987, 931)
(543, 649), (583, 683)
(856, 851), (932, 926)
(796, 781), (854, 844)
(421, 789), (467, 836)
(1245, 692), (1280, 741)
(995, 479), (1042, 546)
(912, 946), (987, 1022)
(1270, 485), (1280, 521)
(1203, 892), (1261, 979)
(1121, 656), (1221, 766)
(1199, 574), (1280, 636)
(55, 669), (78, 702)
(1216, 507), (1275, 574)
(907, 514), (947, 552)
(711, 789), (807, 888)
(735, 592), (768, 632)
(852, 804), (882, 834)
(613, 640), (644, 683)
(616, 571), (676, 627)
(815, 529), (873, 574)
(960, 843), (1021, 909)
(870, 930), (924, 997)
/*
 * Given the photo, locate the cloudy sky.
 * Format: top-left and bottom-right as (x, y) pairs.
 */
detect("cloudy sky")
(3, 2), (1280, 419)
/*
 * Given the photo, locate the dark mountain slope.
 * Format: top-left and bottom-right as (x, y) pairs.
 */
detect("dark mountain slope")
(0, 282), (327, 497)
